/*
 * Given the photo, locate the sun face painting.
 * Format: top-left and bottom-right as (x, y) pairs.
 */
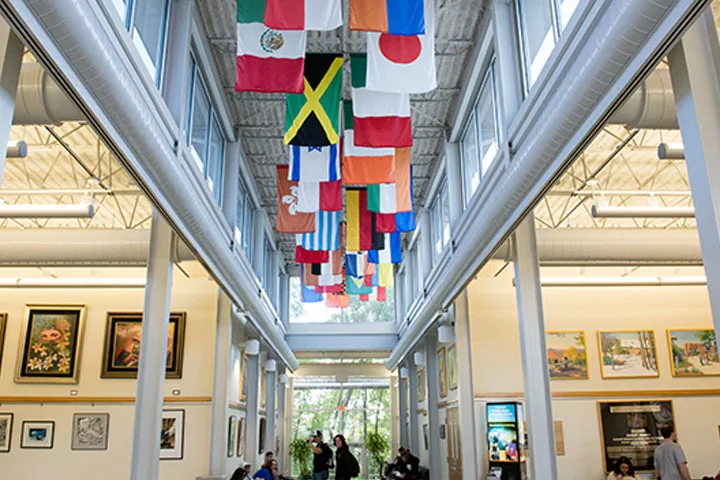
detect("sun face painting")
(546, 331), (588, 379)
(667, 329), (719, 377)
(598, 331), (659, 379)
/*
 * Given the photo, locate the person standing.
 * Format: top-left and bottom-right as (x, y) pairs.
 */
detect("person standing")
(333, 434), (360, 480)
(654, 424), (692, 480)
(308, 430), (333, 480)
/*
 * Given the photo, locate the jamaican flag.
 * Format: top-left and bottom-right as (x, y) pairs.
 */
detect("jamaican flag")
(284, 54), (343, 146)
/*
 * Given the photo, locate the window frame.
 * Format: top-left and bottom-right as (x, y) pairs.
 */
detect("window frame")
(429, 178), (450, 265)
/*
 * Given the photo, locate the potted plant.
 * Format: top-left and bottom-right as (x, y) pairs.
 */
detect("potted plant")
(289, 437), (312, 480)
(365, 431), (390, 478)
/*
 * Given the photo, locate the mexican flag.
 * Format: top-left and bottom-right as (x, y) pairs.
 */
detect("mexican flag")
(235, 0), (307, 93)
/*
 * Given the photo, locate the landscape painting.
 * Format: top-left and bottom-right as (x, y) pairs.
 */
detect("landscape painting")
(546, 331), (588, 379)
(667, 329), (719, 377)
(598, 331), (659, 379)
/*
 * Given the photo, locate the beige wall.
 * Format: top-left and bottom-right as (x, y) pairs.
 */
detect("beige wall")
(467, 265), (720, 480)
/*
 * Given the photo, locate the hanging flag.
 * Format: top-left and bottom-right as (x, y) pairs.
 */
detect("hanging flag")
(378, 263), (394, 287)
(315, 284), (344, 293)
(343, 102), (396, 185)
(361, 286), (387, 302)
(317, 250), (343, 286)
(366, 0), (436, 94)
(296, 210), (341, 251)
(265, 0), (342, 31)
(376, 213), (396, 233)
(276, 166), (315, 233)
(351, 54), (412, 148)
(396, 162), (416, 232)
(364, 267), (379, 287)
(347, 274), (372, 295)
(395, 147), (412, 212)
(303, 263), (319, 286)
(346, 188), (373, 251)
(296, 246), (328, 263)
(301, 267), (323, 302)
(236, 0), (306, 93)
(345, 252), (366, 279)
(349, 0), (424, 35)
(368, 232), (402, 264)
(371, 214), (386, 251)
(367, 183), (397, 214)
(285, 54), (343, 146)
(297, 180), (342, 213)
(289, 145), (340, 182)
(326, 292), (350, 308)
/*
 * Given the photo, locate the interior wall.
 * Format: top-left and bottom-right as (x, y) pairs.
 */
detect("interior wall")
(467, 266), (720, 480)
(0, 270), (220, 480)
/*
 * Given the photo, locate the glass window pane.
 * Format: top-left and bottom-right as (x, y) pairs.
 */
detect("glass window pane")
(461, 113), (479, 204)
(441, 181), (451, 246)
(235, 186), (246, 245)
(131, 0), (170, 79)
(518, 0), (556, 87)
(559, 0), (580, 30)
(190, 75), (211, 170)
(110, 0), (129, 22)
(477, 72), (499, 177)
(244, 205), (254, 261)
(432, 197), (442, 260)
(207, 117), (224, 201)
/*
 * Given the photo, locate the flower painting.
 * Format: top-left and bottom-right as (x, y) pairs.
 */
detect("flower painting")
(16, 306), (85, 383)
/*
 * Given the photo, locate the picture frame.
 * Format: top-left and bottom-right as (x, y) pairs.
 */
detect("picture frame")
(417, 368), (425, 403)
(597, 330), (659, 379)
(160, 410), (185, 460)
(546, 330), (589, 380)
(422, 424), (429, 450)
(0, 313), (7, 373)
(21, 421), (55, 449)
(71, 413), (109, 451)
(260, 368), (267, 409)
(228, 416), (237, 458)
(16, 305), (86, 383)
(258, 417), (266, 455)
(666, 329), (719, 377)
(236, 417), (246, 457)
(239, 353), (248, 403)
(440, 424), (446, 439)
(437, 346), (448, 398)
(101, 312), (186, 379)
(447, 344), (458, 390)
(0, 413), (13, 453)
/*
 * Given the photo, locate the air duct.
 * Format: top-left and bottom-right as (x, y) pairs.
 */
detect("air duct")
(6, 140), (27, 158)
(0, 200), (94, 218)
(658, 142), (684, 159)
(0, 229), (195, 266)
(608, 68), (679, 129)
(12, 62), (84, 125)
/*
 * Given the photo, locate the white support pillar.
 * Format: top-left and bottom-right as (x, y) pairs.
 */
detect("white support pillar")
(264, 363), (277, 454)
(282, 376), (295, 472)
(398, 369), (409, 448)
(511, 213), (558, 480)
(279, 272), (290, 325)
(161, 0), (193, 129)
(424, 331), (442, 480)
(0, 21), (23, 183)
(222, 141), (241, 227)
(407, 356), (420, 454)
(453, 290), (479, 479)
(276, 365), (287, 471)
(493, 0), (524, 134)
(668, 8), (720, 350)
(444, 141), (464, 230)
(206, 292), (233, 478)
(390, 374), (399, 455)
(130, 211), (174, 480)
(244, 350), (261, 466)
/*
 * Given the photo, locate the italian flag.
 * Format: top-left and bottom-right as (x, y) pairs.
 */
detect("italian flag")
(351, 54), (412, 148)
(235, 0), (307, 93)
(265, 0), (342, 31)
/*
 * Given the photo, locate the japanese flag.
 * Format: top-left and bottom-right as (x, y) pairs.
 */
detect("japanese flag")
(366, 0), (436, 94)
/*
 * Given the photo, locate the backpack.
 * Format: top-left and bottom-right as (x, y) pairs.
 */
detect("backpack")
(347, 451), (360, 478)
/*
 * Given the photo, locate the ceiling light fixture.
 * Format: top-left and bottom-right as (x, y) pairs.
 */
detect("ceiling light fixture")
(0, 200), (95, 218)
(591, 203), (695, 218)
(0, 277), (146, 288)
(539, 276), (706, 287)
(6, 140), (27, 158)
(657, 142), (684, 160)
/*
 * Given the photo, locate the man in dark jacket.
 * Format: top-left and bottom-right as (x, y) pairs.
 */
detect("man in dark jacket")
(308, 430), (333, 480)
(384, 448), (408, 477)
(396, 450), (420, 480)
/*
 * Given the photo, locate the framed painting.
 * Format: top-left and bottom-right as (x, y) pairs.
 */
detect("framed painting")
(16, 305), (86, 383)
(0, 313), (6, 373)
(260, 368), (267, 409)
(597, 330), (659, 379)
(239, 353), (248, 403)
(447, 344), (458, 390)
(160, 410), (185, 460)
(72, 413), (109, 451)
(21, 421), (54, 449)
(422, 424), (429, 450)
(438, 346), (448, 398)
(417, 368), (425, 403)
(228, 416), (237, 458)
(667, 329), (719, 377)
(101, 312), (186, 379)
(546, 331), (589, 380)
(0, 413), (13, 453)
(258, 417), (266, 455)
(236, 417), (246, 457)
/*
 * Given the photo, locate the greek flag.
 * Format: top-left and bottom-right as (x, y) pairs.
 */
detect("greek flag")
(296, 211), (341, 251)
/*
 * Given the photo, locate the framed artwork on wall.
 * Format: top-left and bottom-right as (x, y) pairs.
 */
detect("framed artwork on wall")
(447, 344), (458, 390)
(101, 312), (186, 379)
(597, 330), (659, 379)
(546, 331), (589, 380)
(667, 329), (719, 377)
(160, 410), (185, 460)
(258, 417), (266, 455)
(0, 413), (13, 453)
(422, 424), (429, 450)
(0, 313), (7, 373)
(228, 416), (237, 458)
(71, 413), (109, 451)
(239, 353), (248, 403)
(260, 368), (267, 409)
(16, 305), (86, 383)
(236, 417), (246, 457)
(438, 346), (448, 398)
(417, 368), (425, 403)
(21, 421), (55, 449)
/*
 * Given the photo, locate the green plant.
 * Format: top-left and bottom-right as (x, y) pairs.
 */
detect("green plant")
(289, 437), (312, 480)
(365, 431), (390, 478)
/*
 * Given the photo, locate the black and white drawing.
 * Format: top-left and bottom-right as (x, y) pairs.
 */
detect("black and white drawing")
(72, 413), (109, 451)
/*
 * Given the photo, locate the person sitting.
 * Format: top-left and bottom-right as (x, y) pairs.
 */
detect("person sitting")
(395, 449), (420, 480)
(230, 463), (253, 480)
(384, 447), (407, 477)
(254, 459), (278, 480)
(607, 456), (641, 480)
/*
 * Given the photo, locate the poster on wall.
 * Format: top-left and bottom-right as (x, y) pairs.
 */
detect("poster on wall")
(598, 400), (674, 472)
(16, 306), (86, 384)
(546, 331), (588, 379)
(597, 330), (659, 379)
(0, 413), (13, 453)
(447, 344), (458, 390)
(71, 413), (109, 451)
(239, 353), (248, 403)
(101, 312), (186, 379)
(667, 329), (719, 377)
(487, 403), (519, 463)
(160, 410), (185, 460)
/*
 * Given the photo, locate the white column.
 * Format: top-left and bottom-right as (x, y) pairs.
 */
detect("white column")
(424, 331), (442, 480)
(419, 209), (433, 280)
(444, 141), (464, 230)
(397, 371), (409, 448)
(390, 375), (399, 455)
(493, 0), (524, 132)
(244, 350), (261, 465)
(207, 292), (232, 478)
(278, 273), (290, 325)
(668, 8), (720, 349)
(130, 211), (174, 480)
(222, 141), (241, 227)
(0, 21), (23, 183)
(407, 356), (420, 454)
(276, 366), (287, 471)
(283, 376), (295, 472)
(264, 363), (277, 453)
(453, 290), (479, 479)
(252, 213), (266, 277)
(511, 214), (558, 479)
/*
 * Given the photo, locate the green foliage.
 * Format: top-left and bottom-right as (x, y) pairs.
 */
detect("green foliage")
(289, 437), (312, 480)
(365, 431), (390, 478)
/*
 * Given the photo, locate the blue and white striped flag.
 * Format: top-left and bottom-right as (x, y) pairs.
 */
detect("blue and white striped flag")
(368, 232), (402, 264)
(296, 211), (341, 251)
(346, 252), (366, 279)
(288, 144), (340, 182)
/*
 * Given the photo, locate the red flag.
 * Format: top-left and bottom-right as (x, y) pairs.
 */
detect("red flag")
(320, 180), (342, 211)
(296, 246), (329, 263)
(376, 213), (396, 233)
(276, 166), (315, 233)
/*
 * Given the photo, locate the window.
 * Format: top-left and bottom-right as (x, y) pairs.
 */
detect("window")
(111, 0), (171, 85)
(187, 56), (225, 204)
(263, 237), (275, 304)
(235, 179), (254, 263)
(430, 179), (450, 264)
(460, 66), (500, 205)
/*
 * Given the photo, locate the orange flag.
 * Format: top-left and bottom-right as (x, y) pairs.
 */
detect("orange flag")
(276, 166), (315, 233)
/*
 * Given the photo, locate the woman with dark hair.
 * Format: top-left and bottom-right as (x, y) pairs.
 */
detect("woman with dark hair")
(253, 459), (278, 480)
(334, 434), (360, 480)
(607, 456), (640, 480)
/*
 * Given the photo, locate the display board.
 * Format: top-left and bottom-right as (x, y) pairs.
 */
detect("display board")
(598, 400), (674, 472)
